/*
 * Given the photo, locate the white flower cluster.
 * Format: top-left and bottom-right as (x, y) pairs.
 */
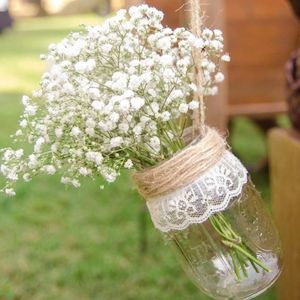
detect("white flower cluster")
(0, 5), (228, 196)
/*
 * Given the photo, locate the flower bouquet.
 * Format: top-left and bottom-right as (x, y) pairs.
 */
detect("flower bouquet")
(0, 5), (282, 299)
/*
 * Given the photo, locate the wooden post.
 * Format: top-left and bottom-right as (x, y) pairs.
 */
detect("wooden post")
(268, 128), (300, 300)
(124, 0), (142, 7)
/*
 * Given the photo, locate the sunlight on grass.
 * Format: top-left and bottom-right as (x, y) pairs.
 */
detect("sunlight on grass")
(15, 14), (103, 31)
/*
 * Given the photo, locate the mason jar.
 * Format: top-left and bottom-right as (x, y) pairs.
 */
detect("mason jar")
(146, 151), (282, 300)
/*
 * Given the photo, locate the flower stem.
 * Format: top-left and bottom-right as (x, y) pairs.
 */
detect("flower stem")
(209, 212), (271, 280)
(222, 240), (271, 273)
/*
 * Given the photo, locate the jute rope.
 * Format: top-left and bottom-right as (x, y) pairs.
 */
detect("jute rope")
(132, 1), (227, 200)
(191, 0), (205, 138)
(132, 127), (226, 199)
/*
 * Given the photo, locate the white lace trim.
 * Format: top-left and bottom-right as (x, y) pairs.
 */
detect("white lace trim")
(146, 151), (248, 232)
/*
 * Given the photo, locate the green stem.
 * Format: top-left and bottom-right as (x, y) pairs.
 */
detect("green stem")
(235, 249), (248, 278)
(209, 212), (272, 281)
(210, 216), (240, 244)
(222, 240), (271, 273)
(242, 241), (260, 273)
(230, 250), (241, 281)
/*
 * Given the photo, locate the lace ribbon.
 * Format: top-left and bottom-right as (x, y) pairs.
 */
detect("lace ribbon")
(146, 151), (248, 232)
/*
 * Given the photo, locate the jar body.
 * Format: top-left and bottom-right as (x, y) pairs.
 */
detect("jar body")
(164, 180), (282, 300)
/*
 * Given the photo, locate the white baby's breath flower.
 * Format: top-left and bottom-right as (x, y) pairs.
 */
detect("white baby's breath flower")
(189, 83), (197, 92)
(110, 137), (123, 148)
(214, 29), (223, 37)
(124, 159), (133, 169)
(210, 40), (223, 51)
(160, 55), (173, 66)
(193, 38), (204, 48)
(157, 36), (171, 50)
(119, 99), (130, 112)
(71, 127), (81, 137)
(0, 5), (228, 195)
(71, 179), (81, 188)
(189, 100), (199, 110)
(15, 149), (24, 159)
(3, 150), (13, 161)
(22, 95), (30, 106)
(43, 165), (56, 175)
(109, 112), (120, 123)
(147, 89), (157, 97)
(203, 28), (213, 38)
(86, 118), (96, 128)
(160, 111), (171, 122)
(88, 87), (100, 99)
(34, 137), (45, 153)
(32, 89), (42, 97)
(140, 116), (150, 124)
(51, 144), (58, 152)
(215, 72), (225, 82)
(0, 164), (8, 176)
(101, 168), (117, 183)
(91, 100), (104, 111)
(85, 127), (95, 136)
(23, 173), (31, 182)
(86, 59), (96, 71)
(130, 97), (145, 110)
(5, 188), (16, 196)
(101, 44), (113, 54)
(55, 128), (63, 138)
(163, 69), (175, 81)
(86, 151), (103, 165)
(15, 130), (23, 137)
(118, 122), (129, 133)
(28, 154), (38, 169)
(25, 105), (37, 116)
(207, 86), (219, 96)
(64, 46), (81, 57)
(133, 124), (142, 136)
(75, 61), (86, 73)
(179, 103), (189, 113)
(79, 167), (91, 176)
(128, 75), (142, 90)
(207, 62), (216, 72)
(123, 90), (134, 98)
(150, 136), (160, 153)
(221, 53), (230, 62)
(150, 102), (159, 114)
(61, 176), (71, 184)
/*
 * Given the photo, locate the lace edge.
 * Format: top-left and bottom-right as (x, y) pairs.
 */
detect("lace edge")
(151, 175), (248, 232)
(146, 151), (249, 233)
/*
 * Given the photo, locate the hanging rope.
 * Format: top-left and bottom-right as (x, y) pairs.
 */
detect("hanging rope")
(190, 0), (206, 138)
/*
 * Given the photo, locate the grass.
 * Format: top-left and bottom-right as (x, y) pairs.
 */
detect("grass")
(0, 14), (277, 300)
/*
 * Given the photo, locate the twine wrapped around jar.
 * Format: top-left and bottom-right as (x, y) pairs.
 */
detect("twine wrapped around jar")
(132, 127), (226, 199)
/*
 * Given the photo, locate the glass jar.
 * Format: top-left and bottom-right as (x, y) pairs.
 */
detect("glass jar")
(165, 179), (282, 300)
(146, 151), (282, 300)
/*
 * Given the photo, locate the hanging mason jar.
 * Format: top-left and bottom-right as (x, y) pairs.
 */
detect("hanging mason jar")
(135, 130), (283, 300)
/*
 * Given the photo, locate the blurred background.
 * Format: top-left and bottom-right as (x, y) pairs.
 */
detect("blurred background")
(0, 0), (298, 299)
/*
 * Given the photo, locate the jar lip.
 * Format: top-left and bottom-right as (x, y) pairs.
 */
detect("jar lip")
(146, 150), (248, 232)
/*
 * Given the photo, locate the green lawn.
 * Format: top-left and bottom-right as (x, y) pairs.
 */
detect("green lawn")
(0, 15), (277, 300)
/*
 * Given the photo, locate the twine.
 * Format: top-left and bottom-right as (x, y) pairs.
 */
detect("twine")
(132, 1), (227, 200)
(190, 0), (205, 138)
(132, 127), (226, 199)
